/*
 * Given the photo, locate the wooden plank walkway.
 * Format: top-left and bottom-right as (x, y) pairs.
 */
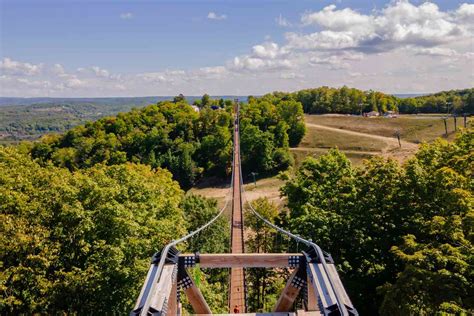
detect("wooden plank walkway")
(229, 109), (246, 313)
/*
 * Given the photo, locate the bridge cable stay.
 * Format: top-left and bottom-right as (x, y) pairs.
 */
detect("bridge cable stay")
(130, 119), (237, 316)
(237, 105), (358, 316)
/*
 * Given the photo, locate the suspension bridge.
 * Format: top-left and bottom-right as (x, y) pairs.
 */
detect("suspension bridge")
(131, 102), (358, 316)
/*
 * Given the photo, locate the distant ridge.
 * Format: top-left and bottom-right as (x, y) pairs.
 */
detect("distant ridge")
(393, 93), (428, 99)
(0, 96), (247, 107)
(0, 93), (433, 107)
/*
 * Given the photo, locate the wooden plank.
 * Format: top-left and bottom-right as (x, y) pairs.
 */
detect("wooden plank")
(306, 274), (319, 311)
(229, 108), (246, 313)
(295, 311), (323, 316)
(326, 264), (351, 304)
(326, 264), (355, 309)
(274, 268), (302, 312)
(180, 269), (212, 314)
(168, 278), (178, 315)
(307, 263), (336, 310)
(184, 285), (212, 315)
(180, 253), (303, 268)
(147, 264), (176, 313)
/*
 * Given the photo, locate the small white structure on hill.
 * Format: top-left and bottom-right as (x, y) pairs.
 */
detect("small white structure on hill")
(364, 111), (380, 117)
(384, 111), (398, 118)
(191, 105), (200, 112)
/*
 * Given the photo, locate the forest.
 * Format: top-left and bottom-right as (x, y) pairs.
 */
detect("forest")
(281, 130), (473, 314)
(0, 96), (238, 143)
(1, 94), (473, 315)
(0, 145), (230, 313)
(266, 87), (474, 115)
(28, 95), (304, 189)
(1, 88), (472, 145)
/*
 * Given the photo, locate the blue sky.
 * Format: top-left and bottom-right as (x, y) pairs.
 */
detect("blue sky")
(1, 0), (473, 96)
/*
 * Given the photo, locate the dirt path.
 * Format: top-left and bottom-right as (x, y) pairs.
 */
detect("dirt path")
(306, 123), (417, 151)
(305, 123), (418, 162)
(291, 147), (378, 156)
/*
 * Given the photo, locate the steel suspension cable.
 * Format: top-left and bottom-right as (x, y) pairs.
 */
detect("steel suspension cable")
(236, 114), (349, 316)
(136, 121), (237, 314)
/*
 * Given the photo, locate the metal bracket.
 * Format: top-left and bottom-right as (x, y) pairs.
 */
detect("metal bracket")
(151, 246), (180, 265)
(179, 253), (197, 268)
(304, 246), (334, 264)
(288, 255), (300, 268)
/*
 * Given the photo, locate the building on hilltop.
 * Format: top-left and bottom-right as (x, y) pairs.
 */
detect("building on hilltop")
(364, 111), (380, 117)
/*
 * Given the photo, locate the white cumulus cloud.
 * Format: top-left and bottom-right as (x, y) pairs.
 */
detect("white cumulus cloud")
(294, 1), (471, 53)
(1, 1), (473, 97)
(207, 12), (227, 20)
(92, 66), (110, 78)
(276, 14), (292, 27)
(0, 58), (43, 76)
(302, 4), (372, 31)
(120, 12), (133, 19)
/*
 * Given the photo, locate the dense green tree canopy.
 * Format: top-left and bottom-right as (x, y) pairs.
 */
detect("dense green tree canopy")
(260, 87), (474, 115)
(0, 147), (233, 314)
(244, 198), (287, 311)
(281, 128), (473, 315)
(181, 194), (229, 254)
(0, 147), (186, 314)
(239, 96), (303, 174)
(30, 95), (304, 189)
(6, 88), (471, 314)
(30, 100), (233, 189)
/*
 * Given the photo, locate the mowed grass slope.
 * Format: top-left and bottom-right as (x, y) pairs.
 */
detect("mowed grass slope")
(298, 127), (387, 152)
(291, 148), (374, 168)
(304, 114), (468, 143)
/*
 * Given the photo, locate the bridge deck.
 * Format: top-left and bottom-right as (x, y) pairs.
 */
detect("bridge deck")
(229, 110), (246, 313)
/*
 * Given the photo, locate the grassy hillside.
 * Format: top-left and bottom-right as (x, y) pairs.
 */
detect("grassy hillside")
(299, 126), (387, 152)
(304, 114), (468, 143)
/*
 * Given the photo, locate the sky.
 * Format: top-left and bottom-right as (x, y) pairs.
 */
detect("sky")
(0, 0), (473, 97)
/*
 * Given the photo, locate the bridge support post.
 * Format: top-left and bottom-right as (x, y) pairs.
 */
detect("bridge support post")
(274, 267), (306, 312)
(178, 267), (211, 314)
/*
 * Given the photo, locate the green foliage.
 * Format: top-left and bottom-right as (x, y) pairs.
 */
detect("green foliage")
(182, 267), (229, 313)
(0, 146), (187, 314)
(201, 94), (211, 108)
(181, 194), (229, 253)
(28, 94), (300, 188)
(281, 129), (473, 315)
(263, 86), (474, 115)
(0, 97), (162, 143)
(179, 194), (230, 314)
(30, 100), (233, 189)
(244, 198), (288, 311)
(404, 89), (474, 114)
(286, 86), (397, 114)
(239, 97), (304, 174)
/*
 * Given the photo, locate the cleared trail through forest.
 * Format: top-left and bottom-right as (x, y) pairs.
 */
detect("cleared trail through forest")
(305, 122), (418, 158)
